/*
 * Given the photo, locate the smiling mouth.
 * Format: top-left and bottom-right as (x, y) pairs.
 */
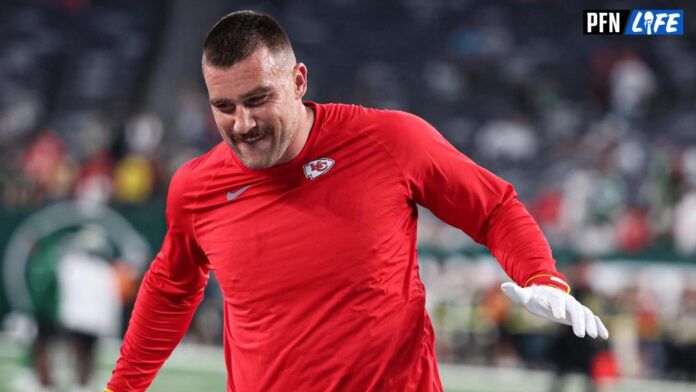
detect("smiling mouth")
(235, 127), (270, 146)
(243, 132), (266, 143)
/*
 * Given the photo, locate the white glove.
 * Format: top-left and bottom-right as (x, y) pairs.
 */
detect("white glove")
(501, 282), (609, 339)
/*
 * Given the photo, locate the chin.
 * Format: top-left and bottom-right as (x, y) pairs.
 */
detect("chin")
(241, 156), (276, 170)
(244, 161), (270, 169)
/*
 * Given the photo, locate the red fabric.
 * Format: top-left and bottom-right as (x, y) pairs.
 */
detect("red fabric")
(108, 103), (565, 392)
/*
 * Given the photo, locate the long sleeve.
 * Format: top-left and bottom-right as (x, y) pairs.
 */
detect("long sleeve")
(379, 111), (569, 292)
(107, 162), (211, 391)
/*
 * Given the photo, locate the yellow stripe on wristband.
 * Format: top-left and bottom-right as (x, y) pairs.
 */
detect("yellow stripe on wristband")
(523, 274), (555, 287)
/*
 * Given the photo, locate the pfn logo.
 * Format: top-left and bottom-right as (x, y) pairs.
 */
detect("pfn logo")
(583, 10), (684, 35)
(303, 158), (335, 180)
(625, 10), (683, 35)
(584, 10), (629, 34)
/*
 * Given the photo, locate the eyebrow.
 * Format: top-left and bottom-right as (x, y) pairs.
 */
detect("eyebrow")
(241, 85), (273, 100)
(209, 85), (274, 106)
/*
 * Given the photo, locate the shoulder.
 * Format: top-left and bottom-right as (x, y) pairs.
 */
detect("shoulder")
(319, 102), (420, 126)
(170, 143), (227, 185)
(348, 106), (448, 156)
(167, 143), (227, 210)
(319, 102), (438, 143)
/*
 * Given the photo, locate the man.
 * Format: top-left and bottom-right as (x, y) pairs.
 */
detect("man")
(107, 10), (609, 392)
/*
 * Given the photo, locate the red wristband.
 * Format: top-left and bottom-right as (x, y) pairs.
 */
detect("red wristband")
(524, 274), (571, 293)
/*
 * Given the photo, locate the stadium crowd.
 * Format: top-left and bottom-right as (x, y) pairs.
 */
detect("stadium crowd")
(2, 0), (695, 256)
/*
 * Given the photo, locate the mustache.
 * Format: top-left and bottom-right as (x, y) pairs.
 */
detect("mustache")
(232, 125), (273, 143)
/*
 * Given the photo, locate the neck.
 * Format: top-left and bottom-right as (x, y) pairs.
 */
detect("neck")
(278, 102), (314, 164)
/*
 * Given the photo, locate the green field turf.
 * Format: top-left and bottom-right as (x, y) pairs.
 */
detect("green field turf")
(0, 336), (694, 392)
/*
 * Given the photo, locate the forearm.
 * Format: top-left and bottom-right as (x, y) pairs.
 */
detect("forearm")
(107, 268), (205, 391)
(482, 196), (569, 292)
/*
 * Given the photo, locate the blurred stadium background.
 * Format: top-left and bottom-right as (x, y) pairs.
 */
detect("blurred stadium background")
(1, 0), (696, 391)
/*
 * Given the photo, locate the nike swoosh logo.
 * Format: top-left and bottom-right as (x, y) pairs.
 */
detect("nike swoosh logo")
(226, 185), (252, 201)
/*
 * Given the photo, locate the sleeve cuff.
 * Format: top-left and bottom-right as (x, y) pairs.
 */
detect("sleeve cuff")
(524, 274), (571, 294)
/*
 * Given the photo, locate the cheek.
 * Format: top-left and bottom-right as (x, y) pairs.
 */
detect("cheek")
(212, 112), (232, 132)
(256, 106), (283, 128)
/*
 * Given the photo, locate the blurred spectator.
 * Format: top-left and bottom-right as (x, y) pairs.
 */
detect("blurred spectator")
(674, 191), (696, 255)
(475, 118), (538, 162)
(56, 225), (122, 392)
(113, 155), (154, 204)
(28, 225), (123, 392)
(665, 287), (696, 379)
(123, 112), (164, 156)
(609, 53), (656, 119)
(73, 151), (114, 203)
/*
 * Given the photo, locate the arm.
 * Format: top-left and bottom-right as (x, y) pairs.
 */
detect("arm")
(381, 111), (607, 338)
(107, 164), (211, 391)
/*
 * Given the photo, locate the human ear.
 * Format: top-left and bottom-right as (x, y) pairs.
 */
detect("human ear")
(293, 63), (308, 99)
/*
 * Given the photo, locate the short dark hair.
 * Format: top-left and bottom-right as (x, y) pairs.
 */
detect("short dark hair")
(203, 10), (292, 67)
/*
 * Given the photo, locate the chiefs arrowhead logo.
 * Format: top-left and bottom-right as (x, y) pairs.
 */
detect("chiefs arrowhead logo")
(303, 158), (335, 180)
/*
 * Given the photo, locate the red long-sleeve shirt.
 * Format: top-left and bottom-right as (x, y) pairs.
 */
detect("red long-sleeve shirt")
(107, 102), (568, 392)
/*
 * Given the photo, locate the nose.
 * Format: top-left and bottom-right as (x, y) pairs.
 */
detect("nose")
(232, 107), (256, 136)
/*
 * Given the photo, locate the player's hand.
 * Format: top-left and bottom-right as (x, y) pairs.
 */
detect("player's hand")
(500, 282), (609, 339)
